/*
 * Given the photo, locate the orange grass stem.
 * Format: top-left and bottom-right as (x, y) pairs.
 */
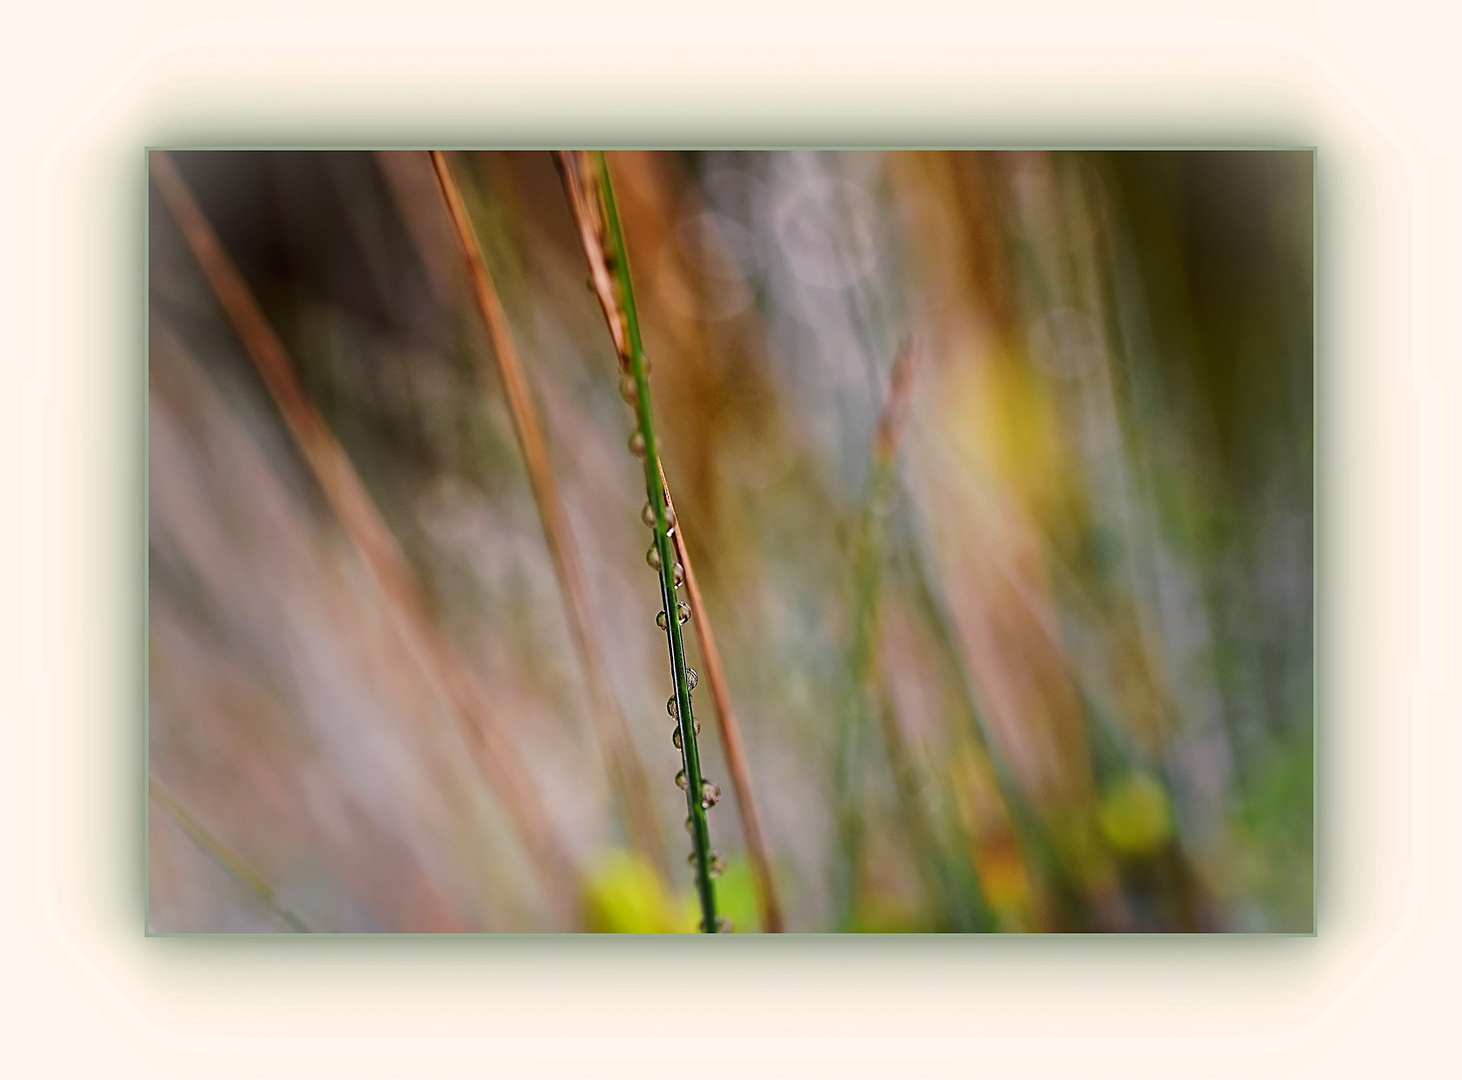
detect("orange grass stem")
(150, 151), (580, 924)
(661, 471), (785, 932)
(429, 150), (669, 878)
(558, 149), (784, 932)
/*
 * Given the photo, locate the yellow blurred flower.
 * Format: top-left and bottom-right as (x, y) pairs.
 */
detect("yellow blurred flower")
(581, 850), (699, 933)
(1098, 773), (1173, 856)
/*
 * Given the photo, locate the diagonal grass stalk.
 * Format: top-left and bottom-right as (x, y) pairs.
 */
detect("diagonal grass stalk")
(873, 684), (987, 931)
(896, 519), (1061, 926)
(557, 150), (721, 931)
(428, 150), (669, 879)
(833, 341), (980, 930)
(561, 148), (784, 930)
(150, 779), (312, 932)
(150, 152), (580, 925)
(661, 476), (784, 932)
(832, 343), (915, 927)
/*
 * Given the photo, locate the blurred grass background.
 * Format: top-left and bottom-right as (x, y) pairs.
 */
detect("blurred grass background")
(147, 149), (1312, 933)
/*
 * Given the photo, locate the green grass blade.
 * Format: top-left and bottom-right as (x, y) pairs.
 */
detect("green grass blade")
(570, 151), (721, 932)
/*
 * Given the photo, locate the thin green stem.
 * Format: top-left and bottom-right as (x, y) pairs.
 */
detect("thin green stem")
(149, 779), (312, 933)
(835, 342), (976, 931)
(895, 510), (1069, 924)
(590, 152), (720, 932)
(833, 481), (884, 927)
(663, 475), (785, 931)
(873, 686), (986, 931)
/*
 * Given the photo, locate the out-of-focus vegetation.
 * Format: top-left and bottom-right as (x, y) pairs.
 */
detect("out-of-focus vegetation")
(148, 149), (1313, 932)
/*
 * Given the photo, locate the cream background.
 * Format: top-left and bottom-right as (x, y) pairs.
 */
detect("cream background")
(3, 2), (1455, 1075)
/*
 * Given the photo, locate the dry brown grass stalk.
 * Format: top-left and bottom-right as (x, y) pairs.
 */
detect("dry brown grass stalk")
(660, 476), (784, 931)
(555, 151), (629, 362)
(149, 151), (580, 923)
(557, 149), (784, 931)
(428, 149), (668, 878)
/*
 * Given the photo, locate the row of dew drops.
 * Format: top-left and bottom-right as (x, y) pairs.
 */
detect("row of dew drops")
(623, 365), (731, 932)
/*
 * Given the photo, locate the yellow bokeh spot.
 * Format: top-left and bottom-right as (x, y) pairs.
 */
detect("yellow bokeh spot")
(942, 350), (1068, 515)
(581, 850), (699, 933)
(1098, 773), (1173, 856)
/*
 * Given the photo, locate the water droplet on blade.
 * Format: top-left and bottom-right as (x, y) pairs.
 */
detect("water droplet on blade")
(628, 430), (646, 458)
(700, 780), (721, 809)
